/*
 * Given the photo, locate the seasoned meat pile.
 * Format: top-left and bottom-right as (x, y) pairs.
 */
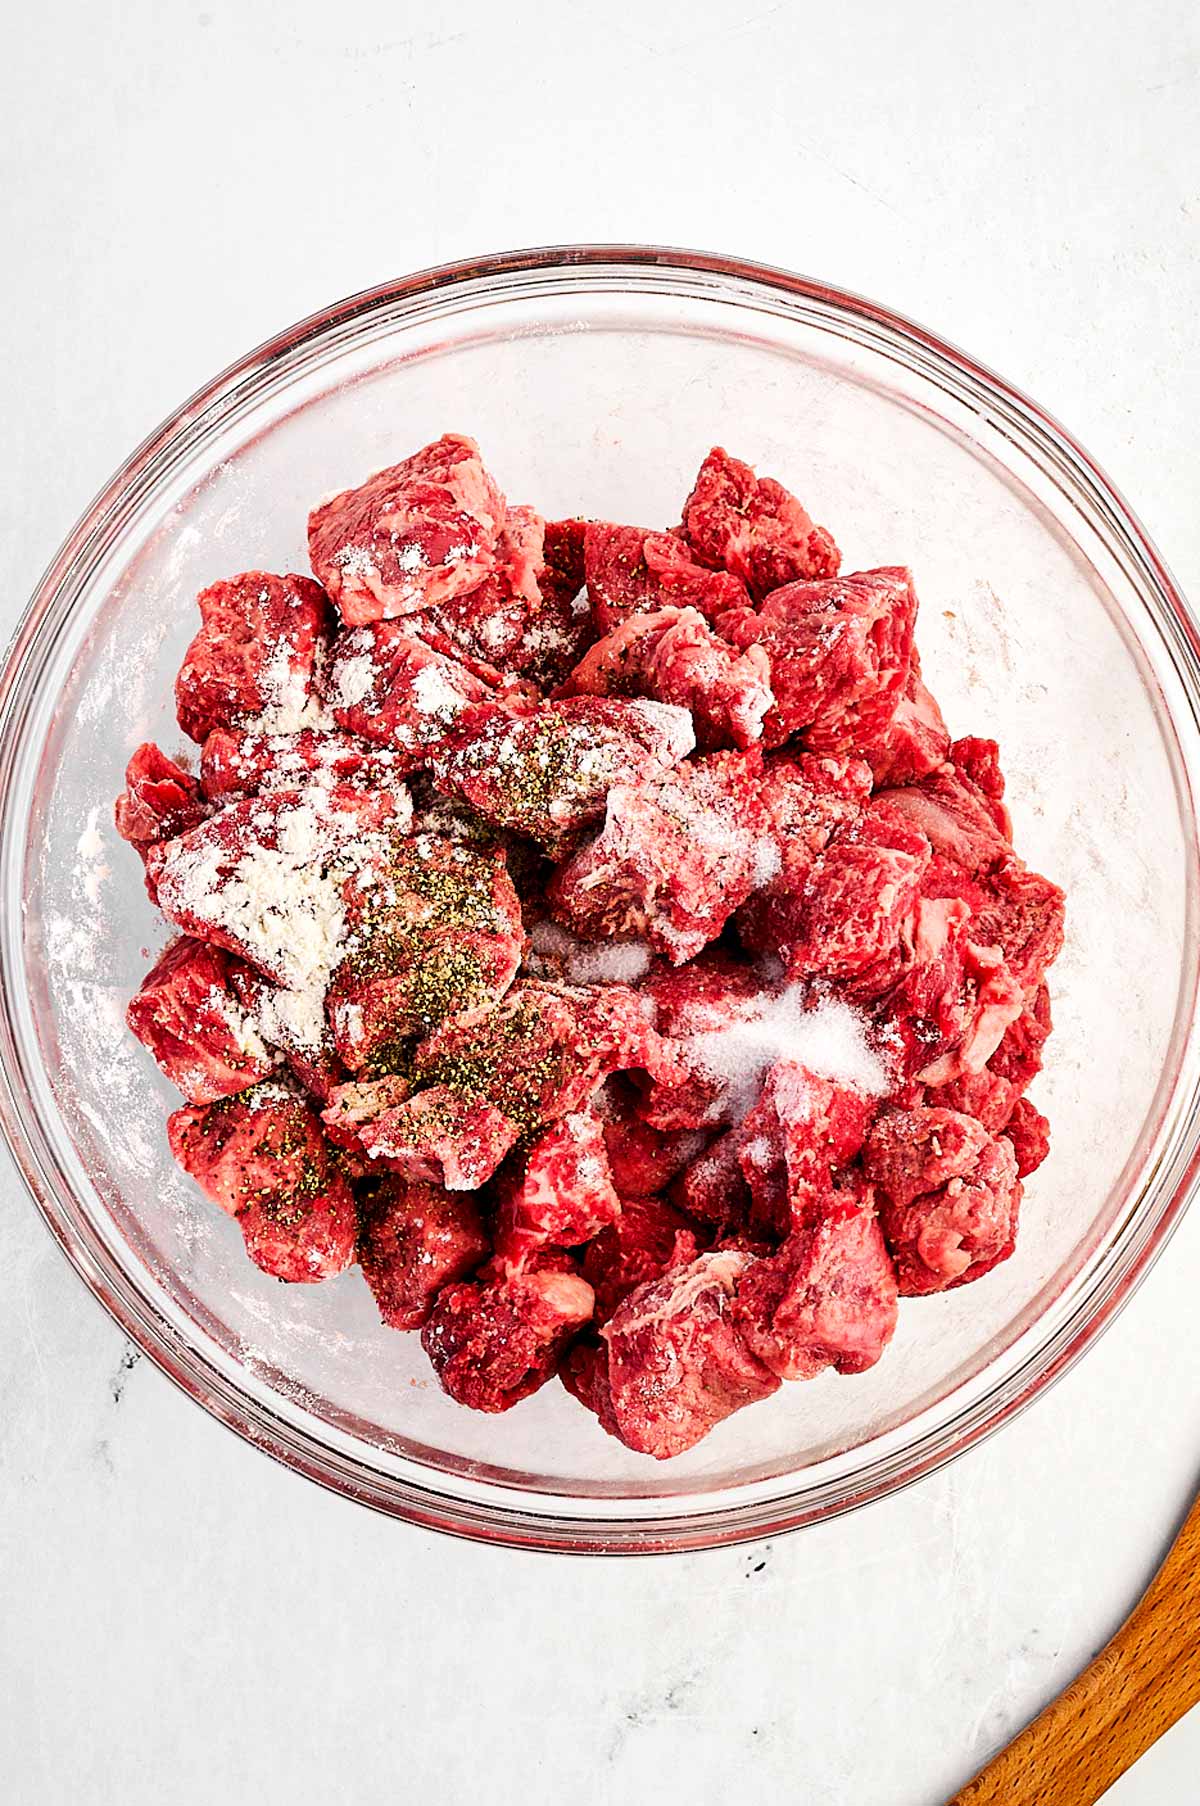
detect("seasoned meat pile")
(119, 436), (1063, 1457)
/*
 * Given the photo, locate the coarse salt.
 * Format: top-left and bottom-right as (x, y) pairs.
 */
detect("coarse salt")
(682, 984), (888, 1121)
(524, 918), (654, 986)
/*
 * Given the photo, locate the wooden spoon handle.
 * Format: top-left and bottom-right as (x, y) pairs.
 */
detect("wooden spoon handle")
(949, 1492), (1200, 1806)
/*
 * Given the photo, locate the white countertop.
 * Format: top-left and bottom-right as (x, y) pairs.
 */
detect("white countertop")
(3, 3), (1199, 1801)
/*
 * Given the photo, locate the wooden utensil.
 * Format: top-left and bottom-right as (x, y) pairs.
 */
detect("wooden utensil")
(949, 1493), (1200, 1805)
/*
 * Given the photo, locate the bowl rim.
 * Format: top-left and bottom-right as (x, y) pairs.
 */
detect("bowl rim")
(2, 241), (1199, 1554)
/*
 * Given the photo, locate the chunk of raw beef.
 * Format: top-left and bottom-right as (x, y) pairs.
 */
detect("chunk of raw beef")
(561, 604), (773, 749)
(175, 571), (330, 743)
(422, 1265), (594, 1411)
(734, 1185), (898, 1378)
(127, 936), (273, 1103)
(1003, 1096), (1051, 1177)
(200, 727), (405, 798)
(491, 1110), (621, 1271)
(332, 1083), (521, 1192)
(766, 801), (931, 982)
(717, 566), (917, 753)
(600, 1251), (779, 1458)
(358, 1174), (491, 1328)
(308, 434), (506, 626)
(115, 743), (210, 849)
(168, 1080), (356, 1282)
(147, 785), (410, 991)
(548, 750), (770, 963)
(680, 447), (840, 599)
(326, 834), (523, 1066)
(323, 621), (494, 756)
(863, 1106), (1022, 1293)
(408, 980), (674, 1139)
(407, 506), (592, 687)
(432, 695), (694, 852)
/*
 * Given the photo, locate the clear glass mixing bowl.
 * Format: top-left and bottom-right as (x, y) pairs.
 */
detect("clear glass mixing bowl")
(2, 247), (1198, 1552)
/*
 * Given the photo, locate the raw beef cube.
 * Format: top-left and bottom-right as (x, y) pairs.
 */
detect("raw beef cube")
(596, 1079), (707, 1198)
(422, 1266), (595, 1412)
(735, 1186), (899, 1379)
(871, 899), (1024, 1087)
(548, 750), (770, 964)
(719, 566), (917, 753)
(345, 1084), (521, 1191)
(970, 859), (1065, 997)
(736, 751), (872, 954)
(127, 937), (274, 1103)
(432, 695), (695, 852)
(561, 605), (774, 750)
(669, 1130), (754, 1236)
(492, 1109), (621, 1271)
(115, 743), (209, 851)
(583, 523), (748, 633)
(949, 736), (1009, 830)
(541, 517), (587, 606)
(859, 653), (951, 785)
(862, 1107), (991, 1205)
(148, 784), (410, 991)
(407, 506), (591, 688)
(308, 434), (506, 626)
(175, 570), (330, 743)
(200, 726), (404, 799)
(1003, 1096), (1051, 1177)
(680, 446), (840, 600)
(227, 962), (345, 1103)
(781, 803), (931, 982)
(989, 984), (1052, 1092)
(409, 979), (676, 1141)
(237, 1182), (358, 1286)
(168, 1079), (314, 1213)
(406, 520), (539, 682)
(324, 621), (494, 756)
(920, 974), (1050, 1121)
(168, 1080), (356, 1282)
(863, 1107), (1022, 1293)
(560, 1338), (623, 1438)
(879, 762), (1013, 875)
(581, 1196), (703, 1323)
(326, 834), (523, 1067)
(358, 1174), (490, 1328)
(321, 1071), (413, 1149)
(601, 1251), (779, 1458)
(924, 1066), (1020, 1135)
(584, 522), (661, 626)
(733, 1060), (876, 1240)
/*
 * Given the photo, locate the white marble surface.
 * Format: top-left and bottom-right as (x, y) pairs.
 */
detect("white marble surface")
(3, 2), (1199, 1801)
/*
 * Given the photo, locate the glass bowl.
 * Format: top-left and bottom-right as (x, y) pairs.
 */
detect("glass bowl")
(2, 246), (1198, 1554)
